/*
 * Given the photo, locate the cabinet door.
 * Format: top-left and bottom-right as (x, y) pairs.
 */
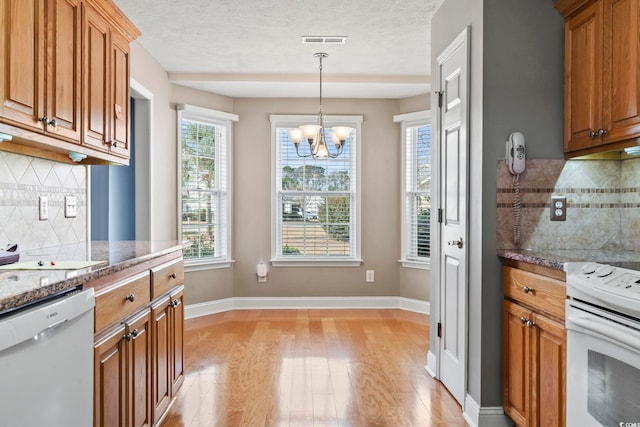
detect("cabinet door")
(531, 313), (566, 427)
(46, 0), (81, 142)
(170, 286), (185, 395)
(95, 324), (127, 427)
(82, 1), (109, 151)
(503, 300), (531, 427)
(126, 309), (152, 427)
(0, 0), (45, 131)
(151, 296), (172, 425)
(110, 29), (130, 157)
(564, 0), (603, 152)
(602, 0), (640, 143)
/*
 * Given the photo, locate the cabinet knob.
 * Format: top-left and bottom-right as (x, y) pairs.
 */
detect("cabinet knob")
(526, 320), (536, 328)
(523, 286), (534, 294)
(123, 332), (132, 341)
(130, 329), (139, 339)
(520, 316), (528, 324)
(111, 141), (118, 148)
(169, 273), (177, 279)
(171, 299), (181, 308)
(39, 116), (49, 125)
(589, 130), (598, 138)
(598, 128), (608, 136)
(48, 118), (57, 128)
(125, 294), (136, 302)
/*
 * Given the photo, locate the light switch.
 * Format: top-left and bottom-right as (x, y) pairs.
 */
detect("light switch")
(65, 196), (77, 218)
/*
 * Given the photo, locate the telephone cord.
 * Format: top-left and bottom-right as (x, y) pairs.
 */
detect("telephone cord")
(512, 173), (521, 245)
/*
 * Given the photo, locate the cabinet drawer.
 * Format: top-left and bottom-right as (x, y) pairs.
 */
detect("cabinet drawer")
(95, 271), (151, 332)
(151, 258), (184, 299)
(503, 266), (566, 320)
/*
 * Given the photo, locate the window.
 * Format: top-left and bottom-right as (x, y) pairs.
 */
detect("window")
(177, 104), (238, 270)
(270, 114), (362, 266)
(395, 111), (431, 269)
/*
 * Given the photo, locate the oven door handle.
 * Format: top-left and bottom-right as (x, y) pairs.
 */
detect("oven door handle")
(568, 313), (640, 353)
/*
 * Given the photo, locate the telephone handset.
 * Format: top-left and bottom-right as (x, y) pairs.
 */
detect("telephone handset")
(506, 132), (526, 175)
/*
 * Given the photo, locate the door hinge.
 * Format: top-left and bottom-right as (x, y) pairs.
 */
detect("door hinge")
(438, 208), (443, 223)
(436, 91), (444, 108)
(437, 322), (442, 338)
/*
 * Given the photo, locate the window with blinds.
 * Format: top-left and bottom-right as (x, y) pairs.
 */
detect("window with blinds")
(177, 104), (237, 268)
(395, 110), (431, 268)
(271, 115), (362, 265)
(405, 124), (431, 261)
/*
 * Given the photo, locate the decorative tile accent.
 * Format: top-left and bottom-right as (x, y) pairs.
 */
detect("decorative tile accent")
(0, 152), (87, 251)
(495, 158), (640, 250)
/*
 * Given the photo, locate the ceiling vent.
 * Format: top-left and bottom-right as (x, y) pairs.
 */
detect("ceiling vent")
(301, 36), (347, 45)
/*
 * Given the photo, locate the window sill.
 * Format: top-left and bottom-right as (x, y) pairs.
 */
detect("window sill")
(185, 259), (235, 273)
(270, 258), (363, 267)
(398, 259), (431, 270)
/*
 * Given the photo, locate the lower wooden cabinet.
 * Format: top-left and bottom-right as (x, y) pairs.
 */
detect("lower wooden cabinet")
(502, 265), (566, 427)
(94, 324), (127, 427)
(94, 308), (152, 427)
(93, 256), (185, 427)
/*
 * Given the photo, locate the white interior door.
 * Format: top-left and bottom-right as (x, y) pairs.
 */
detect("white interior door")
(436, 27), (469, 406)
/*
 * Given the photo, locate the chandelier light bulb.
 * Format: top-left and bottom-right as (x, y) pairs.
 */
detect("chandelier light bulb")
(288, 128), (304, 144)
(332, 126), (354, 143)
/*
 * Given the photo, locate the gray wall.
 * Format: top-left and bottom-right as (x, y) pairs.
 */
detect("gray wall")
(431, 0), (563, 408)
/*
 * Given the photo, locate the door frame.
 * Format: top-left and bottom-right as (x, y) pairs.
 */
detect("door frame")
(428, 26), (471, 406)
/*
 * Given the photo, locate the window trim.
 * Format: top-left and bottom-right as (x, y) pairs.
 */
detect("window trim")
(269, 114), (363, 267)
(394, 110), (431, 270)
(176, 103), (238, 271)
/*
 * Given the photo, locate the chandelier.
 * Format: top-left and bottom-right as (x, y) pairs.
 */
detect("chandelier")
(287, 52), (354, 159)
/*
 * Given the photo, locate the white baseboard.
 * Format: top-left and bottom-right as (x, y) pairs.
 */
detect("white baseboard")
(425, 350), (438, 378)
(462, 394), (510, 427)
(185, 298), (234, 319)
(185, 296), (429, 320)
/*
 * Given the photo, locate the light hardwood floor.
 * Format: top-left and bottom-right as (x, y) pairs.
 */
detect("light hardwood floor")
(161, 309), (465, 427)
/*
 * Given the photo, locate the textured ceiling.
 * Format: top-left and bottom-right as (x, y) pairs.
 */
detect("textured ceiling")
(113, 0), (444, 98)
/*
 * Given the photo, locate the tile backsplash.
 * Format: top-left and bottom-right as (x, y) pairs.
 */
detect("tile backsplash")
(0, 151), (87, 251)
(497, 158), (640, 251)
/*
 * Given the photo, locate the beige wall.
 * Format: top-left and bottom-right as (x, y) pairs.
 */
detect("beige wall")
(129, 42), (429, 305)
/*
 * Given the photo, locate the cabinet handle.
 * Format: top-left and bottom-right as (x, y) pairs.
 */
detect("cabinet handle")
(589, 130), (598, 138)
(171, 299), (181, 308)
(48, 118), (57, 127)
(526, 320), (536, 328)
(598, 128), (608, 136)
(123, 329), (139, 341)
(523, 286), (534, 294)
(125, 294), (136, 302)
(520, 316), (528, 324)
(39, 116), (49, 125)
(169, 273), (177, 279)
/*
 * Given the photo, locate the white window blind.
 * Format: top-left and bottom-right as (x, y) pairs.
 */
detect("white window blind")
(270, 115), (362, 266)
(177, 104), (237, 268)
(395, 111), (431, 268)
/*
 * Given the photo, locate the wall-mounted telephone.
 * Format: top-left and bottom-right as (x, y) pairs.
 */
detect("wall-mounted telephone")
(506, 132), (526, 175)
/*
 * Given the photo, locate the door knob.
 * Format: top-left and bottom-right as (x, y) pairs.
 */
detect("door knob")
(447, 238), (463, 248)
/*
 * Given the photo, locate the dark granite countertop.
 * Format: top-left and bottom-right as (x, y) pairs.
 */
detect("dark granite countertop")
(0, 240), (188, 317)
(498, 248), (640, 272)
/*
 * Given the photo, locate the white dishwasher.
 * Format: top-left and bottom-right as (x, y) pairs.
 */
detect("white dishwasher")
(0, 287), (95, 427)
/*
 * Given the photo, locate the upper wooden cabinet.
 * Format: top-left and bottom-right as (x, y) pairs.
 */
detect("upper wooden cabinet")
(0, 0), (139, 164)
(557, 0), (640, 157)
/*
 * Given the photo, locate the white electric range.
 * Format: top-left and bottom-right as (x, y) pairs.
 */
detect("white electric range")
(565, 262), (640, 426)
